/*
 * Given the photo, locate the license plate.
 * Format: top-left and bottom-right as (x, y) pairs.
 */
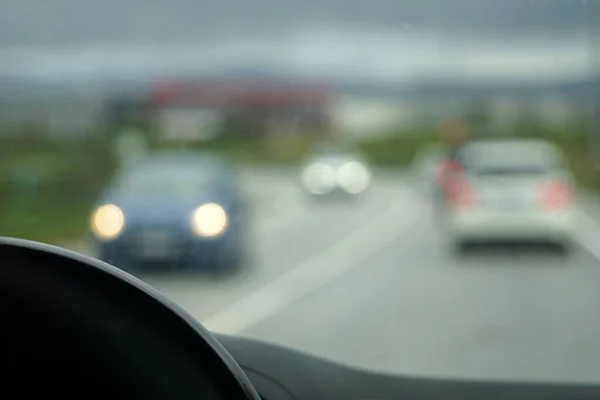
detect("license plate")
(137, 232), (174, 259)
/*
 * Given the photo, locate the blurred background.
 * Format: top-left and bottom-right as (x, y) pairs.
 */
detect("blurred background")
(3, 0), (600, 384)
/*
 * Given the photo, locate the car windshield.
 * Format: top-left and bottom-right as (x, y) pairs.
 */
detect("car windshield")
(4, 0), (600, 388)
(461, 141), (562, 175)
(115, 165), (217, 196)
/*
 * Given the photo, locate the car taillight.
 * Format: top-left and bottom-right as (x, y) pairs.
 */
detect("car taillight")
(446, 179), (475, 209)
(540, 181), (571, 210)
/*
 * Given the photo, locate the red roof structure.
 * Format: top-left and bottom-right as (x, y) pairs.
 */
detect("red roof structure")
(148, 80), (333, 109)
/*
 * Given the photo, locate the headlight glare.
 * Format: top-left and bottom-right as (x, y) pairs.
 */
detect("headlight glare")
(91, 204), (125, 240)
(301, 163), (337, 194)
(191, 203), (228, 238)
(337, 161), (371, 194)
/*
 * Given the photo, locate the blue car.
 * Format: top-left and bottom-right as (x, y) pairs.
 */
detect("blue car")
(89, 151), (248, 274)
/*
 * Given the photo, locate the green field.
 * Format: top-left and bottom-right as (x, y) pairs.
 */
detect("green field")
(0, 124), (597, 244)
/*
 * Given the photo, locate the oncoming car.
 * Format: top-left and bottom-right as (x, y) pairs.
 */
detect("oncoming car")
(443, 138), (577, 254)
(299, 143), (372, 199)
(89, 151), (248, 274)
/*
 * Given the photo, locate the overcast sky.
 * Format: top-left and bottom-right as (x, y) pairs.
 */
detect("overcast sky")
(0, 0), (597, 82)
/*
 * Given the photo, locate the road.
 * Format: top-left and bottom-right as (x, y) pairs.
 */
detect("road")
(67, 168), (600, 385)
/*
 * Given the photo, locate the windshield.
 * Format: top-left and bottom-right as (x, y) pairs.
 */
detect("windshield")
(3, 0), (600, 387)
(115, 166), (217, 196)
(461, 141), (563, 175)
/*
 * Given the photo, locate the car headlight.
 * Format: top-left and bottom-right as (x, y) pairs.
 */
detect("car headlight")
(191, 203), (228, 238)
(91, 204), (125, 240)
(337, 161), (372, 194)
(301, 163), (337, 194)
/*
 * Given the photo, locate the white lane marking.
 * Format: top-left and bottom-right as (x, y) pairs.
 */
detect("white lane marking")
(202, 187), (424, 335)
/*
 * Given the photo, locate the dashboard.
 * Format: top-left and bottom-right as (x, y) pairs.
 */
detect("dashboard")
(2, 236), (600, 400)
(216, 334), (600, 400)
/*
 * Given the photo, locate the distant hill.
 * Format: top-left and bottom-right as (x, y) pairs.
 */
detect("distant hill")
(336, 77), (600, 101)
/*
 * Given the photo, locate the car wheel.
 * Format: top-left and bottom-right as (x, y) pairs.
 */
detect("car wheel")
(451, 240), (471, 257)
(552, 241), (572, 257)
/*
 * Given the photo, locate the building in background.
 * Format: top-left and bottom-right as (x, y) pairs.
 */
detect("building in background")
(0, 76), (594, 138)
(144, 79), (334, 141)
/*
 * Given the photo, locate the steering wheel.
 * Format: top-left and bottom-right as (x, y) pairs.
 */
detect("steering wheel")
(0, 237), (261, 400)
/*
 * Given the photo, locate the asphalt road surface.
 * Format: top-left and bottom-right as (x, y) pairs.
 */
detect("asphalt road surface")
(67, 168), (600, 385)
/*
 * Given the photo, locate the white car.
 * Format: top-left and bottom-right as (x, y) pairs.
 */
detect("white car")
(300, 146), (372, 199)
(443, 138), (577, 254)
